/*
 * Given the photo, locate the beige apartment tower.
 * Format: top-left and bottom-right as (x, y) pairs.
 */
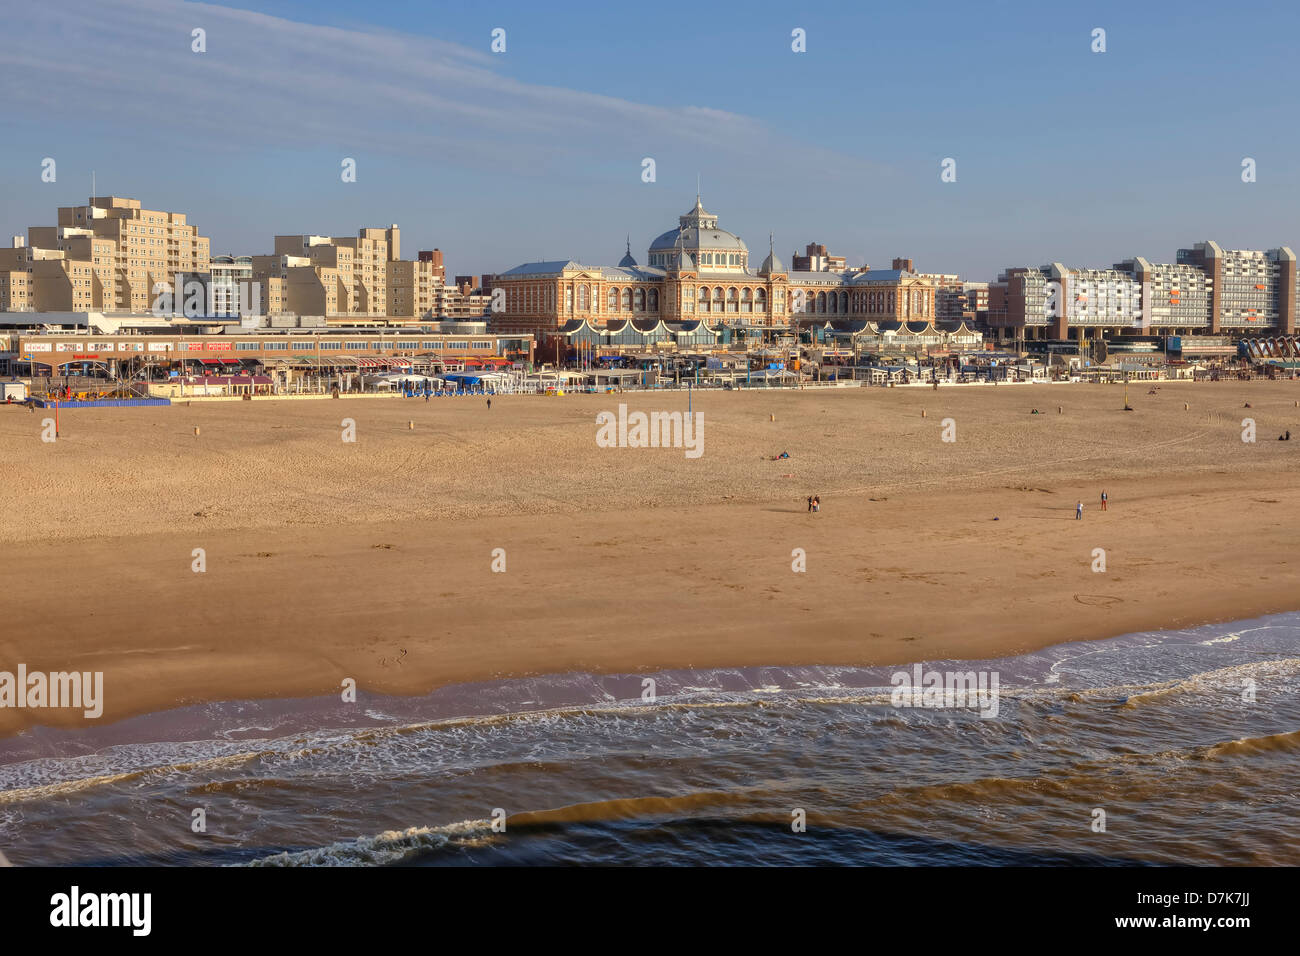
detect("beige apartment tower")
(1, 196), (210, 313)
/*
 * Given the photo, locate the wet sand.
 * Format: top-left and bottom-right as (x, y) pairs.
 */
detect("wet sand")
(2, 380), (1298, 735)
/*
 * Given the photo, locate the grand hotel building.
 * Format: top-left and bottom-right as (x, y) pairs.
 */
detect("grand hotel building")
(489, 198), (938, 338)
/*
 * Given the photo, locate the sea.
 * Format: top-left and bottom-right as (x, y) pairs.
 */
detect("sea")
(0, 612), (1296, 866)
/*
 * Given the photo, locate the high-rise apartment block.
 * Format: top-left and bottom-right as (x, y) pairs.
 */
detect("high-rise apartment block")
(1175, 242), (1296, 334)
(254, 226), (400, 317)
(387, 256), (446, 320)
(0, 196), (210, 313)
(988, 241), (1298, 342)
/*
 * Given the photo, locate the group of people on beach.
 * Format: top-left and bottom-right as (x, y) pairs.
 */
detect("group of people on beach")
(806, 495), (821, 513)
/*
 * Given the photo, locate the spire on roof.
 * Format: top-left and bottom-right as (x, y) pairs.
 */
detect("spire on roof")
(618, 233), (638, 268)
(759, 232), (785, 276)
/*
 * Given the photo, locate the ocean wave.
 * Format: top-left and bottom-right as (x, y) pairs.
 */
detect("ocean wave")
(242, 818), (495, 867)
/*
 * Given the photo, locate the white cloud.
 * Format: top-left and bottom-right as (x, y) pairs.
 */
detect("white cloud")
(0, 0), (883, 182)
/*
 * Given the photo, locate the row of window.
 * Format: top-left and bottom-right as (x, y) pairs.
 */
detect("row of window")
(219, 339), (499, 351)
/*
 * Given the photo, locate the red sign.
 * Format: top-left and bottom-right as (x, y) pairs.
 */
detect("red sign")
(183, 343), (205, 351)
(206, 342), (232, 351)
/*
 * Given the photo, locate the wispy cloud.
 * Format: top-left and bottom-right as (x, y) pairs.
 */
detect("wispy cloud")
(0, 0), (883, 183)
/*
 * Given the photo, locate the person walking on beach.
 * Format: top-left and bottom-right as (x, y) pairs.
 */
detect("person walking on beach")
(1100, 490), (1108, 511)
(487, 397), (492, 410)
(807, 495), (813, 513)
(812, 495), (821, 513)
(1076, 501), (1084, 520)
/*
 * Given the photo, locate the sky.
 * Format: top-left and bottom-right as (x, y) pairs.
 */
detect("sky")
(2, 0), (1299, 281)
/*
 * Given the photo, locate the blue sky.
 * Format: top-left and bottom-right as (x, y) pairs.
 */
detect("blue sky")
(2, 0), (1298, 280)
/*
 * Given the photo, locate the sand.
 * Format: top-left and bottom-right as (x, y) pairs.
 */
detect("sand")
(1, 379), (1298, 735)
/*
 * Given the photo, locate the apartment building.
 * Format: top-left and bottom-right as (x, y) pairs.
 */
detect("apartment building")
(1, 197), (210, 313)
(44, 196), (210, 312)
(1058, 266), (1143, 331)
(208, 255), (254, 317)
(989, 242), (1297, 344)
(1176, 242), (1296, 334)
(791, 242), (847, 272)
(259, 226), (399, 317)
(387, 256), (445, 319)
(0, 242), (104, 312)
(921, 273), (964, 322)
(986, 267), (1053, 337)
(1114, 258), (1212, 332)
(964, 281), (989, 318)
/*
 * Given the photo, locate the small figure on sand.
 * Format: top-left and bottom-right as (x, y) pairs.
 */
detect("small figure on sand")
(1076, 501), (1084, 520)
(487, 398), (492, 410)
(1279, 430), (1292, 441)
(778, 450), (790, 459)
(1101, 490), (1108, 511)
(807, 495), (813, 513)
(812, 495), (821, 513)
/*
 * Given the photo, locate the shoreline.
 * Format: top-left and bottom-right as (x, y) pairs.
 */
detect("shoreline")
(2, 479), (1299, 739)
(3, 605), (1294, 766)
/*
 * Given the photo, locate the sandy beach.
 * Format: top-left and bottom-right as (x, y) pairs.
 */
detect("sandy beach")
(2, 380), (1298, 736)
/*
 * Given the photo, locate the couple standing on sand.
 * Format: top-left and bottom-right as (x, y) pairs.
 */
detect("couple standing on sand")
(806, 495), (820, 513)
(1076, 491), (1109, 519)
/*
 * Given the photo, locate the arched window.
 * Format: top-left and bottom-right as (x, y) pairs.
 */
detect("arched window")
(829, 292), (838, 314)
(634, 288), (645, 312)
(648, 288), (658, 311)
(840, 292), (849, 314)
(565, 287), (573, 312)
(817, 292), (826, 313)
(608, 287), (619, 311)
(727, 287), (738, 312)
(741, 288), (753, 313)
(578, 285), (589, 311)
(756, 288), (767, 312)
(622, 288), (632, 311)
(698, 287), (709, 312)
(712, 287), (724, 310)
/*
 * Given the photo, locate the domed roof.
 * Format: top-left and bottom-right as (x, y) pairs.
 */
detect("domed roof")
(649, 227), (747, 252)
(648, 196), (748, 254)
(618, 236), (637, 268)
(758, 235), (785, 275)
